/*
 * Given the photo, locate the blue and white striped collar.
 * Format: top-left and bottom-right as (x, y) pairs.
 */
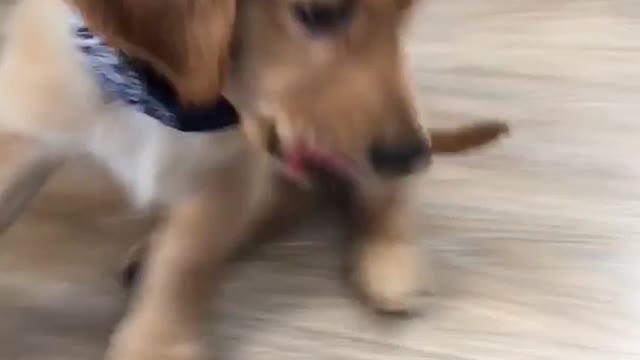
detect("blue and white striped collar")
(70, 12), (239, 133)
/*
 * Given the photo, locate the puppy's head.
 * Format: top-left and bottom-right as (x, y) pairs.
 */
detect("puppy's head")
(72, 0), (428, 185)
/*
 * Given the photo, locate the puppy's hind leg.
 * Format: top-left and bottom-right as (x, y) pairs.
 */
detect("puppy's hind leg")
(0, 132), (62, 233)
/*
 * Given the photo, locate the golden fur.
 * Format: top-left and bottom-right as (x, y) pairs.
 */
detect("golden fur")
(0, 1), (507, 360)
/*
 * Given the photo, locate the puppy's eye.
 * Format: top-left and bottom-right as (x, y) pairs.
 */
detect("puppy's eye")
(293, 0), (354, 35)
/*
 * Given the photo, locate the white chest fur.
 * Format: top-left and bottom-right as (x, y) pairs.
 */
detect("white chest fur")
(85, 105), (247, 207)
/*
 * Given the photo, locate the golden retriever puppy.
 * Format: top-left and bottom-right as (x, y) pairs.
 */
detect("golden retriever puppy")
(0, 1), (507, 359)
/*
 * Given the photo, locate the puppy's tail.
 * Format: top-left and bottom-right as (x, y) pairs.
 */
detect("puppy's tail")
(429, 121), (509, 154)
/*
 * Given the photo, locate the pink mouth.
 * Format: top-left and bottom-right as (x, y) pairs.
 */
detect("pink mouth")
(280, 142), (356, 183)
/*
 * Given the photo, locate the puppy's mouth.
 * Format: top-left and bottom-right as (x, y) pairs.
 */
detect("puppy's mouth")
(266, 129), (357, 185)
(280, 142), (356, 183)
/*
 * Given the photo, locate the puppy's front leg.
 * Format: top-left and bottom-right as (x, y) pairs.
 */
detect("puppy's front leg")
(0, 132), (61, 233)
(350, 187), (430, 314)
(107, 164), (257, 360)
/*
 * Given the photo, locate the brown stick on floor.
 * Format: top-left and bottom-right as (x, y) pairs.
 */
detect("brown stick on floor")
(430, 121), (509, 154)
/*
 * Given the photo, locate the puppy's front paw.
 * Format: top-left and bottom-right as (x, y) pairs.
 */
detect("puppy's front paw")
(353, 238), (428, 314)
(106, 322), (204, 360)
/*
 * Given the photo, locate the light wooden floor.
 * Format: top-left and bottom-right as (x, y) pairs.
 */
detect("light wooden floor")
(1, 1), (640, 359)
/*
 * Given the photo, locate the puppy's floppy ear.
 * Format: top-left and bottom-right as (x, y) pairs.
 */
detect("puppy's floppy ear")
(69, 0), (236, 106)
(397, 0), (414, 10)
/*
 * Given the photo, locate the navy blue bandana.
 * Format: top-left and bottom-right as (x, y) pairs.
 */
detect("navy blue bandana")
(70, 12), (239, 133)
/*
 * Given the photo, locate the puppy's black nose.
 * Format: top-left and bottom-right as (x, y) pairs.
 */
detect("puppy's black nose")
(369, 138), (431, 177)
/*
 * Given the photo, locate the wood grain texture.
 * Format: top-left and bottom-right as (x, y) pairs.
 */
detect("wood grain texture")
(1, 0), (639, 359)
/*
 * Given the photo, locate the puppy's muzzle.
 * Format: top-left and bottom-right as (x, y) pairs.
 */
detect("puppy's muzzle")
(266, 124), (431, 181)
(368, 136), (431, 178)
